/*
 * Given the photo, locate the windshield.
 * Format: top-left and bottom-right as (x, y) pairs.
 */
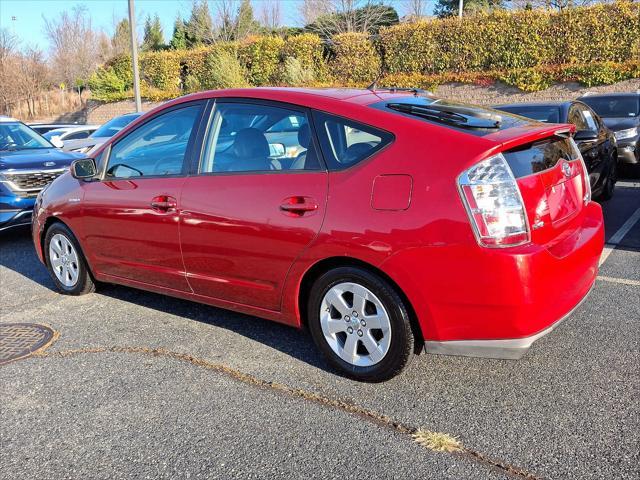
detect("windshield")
(92, 114), (139, 138)
(580, 96), (639, 118)
(498, 105), (561, 123)
(0, 122), (53, 150)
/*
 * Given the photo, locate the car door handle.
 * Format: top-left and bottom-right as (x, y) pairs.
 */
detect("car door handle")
(151, 195), (177, 212)
(280, 196), (318, 216)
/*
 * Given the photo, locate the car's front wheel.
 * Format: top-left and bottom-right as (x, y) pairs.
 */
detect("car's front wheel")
(44, 222), (95, 295)
(599, 154), (617, 201)
(307, 267), (414, 382)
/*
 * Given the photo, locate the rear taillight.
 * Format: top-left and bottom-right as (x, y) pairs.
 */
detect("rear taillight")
(571, 138), (591, 205)
(458, 154), (530, 248)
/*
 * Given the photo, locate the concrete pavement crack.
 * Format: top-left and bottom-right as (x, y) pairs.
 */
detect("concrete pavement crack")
(26, 345), (543, 479)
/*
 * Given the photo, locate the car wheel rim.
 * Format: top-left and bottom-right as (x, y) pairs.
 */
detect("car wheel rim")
(49, 233), (80, 288)
(320, 282), (392, 367)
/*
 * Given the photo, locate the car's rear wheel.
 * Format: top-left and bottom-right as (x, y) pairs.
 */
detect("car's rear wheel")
(307, 267), (414, 382)
(44, 223), (95, 295)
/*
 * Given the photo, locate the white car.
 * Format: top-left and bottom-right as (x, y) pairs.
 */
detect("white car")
(62, 113), (143, 153)
(42, 125), (99, 148)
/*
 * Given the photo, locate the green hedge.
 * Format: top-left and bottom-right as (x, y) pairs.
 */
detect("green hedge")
(379, 2), (639, 74)
(89, 3), (639, 102)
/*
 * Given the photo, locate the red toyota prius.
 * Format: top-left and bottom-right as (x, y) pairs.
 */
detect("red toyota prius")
(32, 88), (604, 381)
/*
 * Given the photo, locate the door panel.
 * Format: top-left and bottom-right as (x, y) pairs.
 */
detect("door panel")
(180, 99), (328, 310)
(180, 173), (327, 309)
(82, 178), (189, 290)
(80, 102), (204, 291)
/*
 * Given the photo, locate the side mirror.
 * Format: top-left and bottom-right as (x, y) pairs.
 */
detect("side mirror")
(574, 129), (598, 141)
(51, 136), (64, 148)
(70, 158), (97, 179)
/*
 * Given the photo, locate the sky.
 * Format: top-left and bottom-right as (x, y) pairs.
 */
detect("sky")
(0, 0), (430, 52)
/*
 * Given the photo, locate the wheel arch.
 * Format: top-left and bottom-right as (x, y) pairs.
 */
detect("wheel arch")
(297, 256), (424, 351)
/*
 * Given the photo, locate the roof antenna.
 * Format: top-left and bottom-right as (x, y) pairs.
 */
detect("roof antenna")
(366, 70), (384, 91)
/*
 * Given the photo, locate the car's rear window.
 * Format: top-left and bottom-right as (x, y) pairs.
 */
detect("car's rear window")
(503, 137), (580, 178)
(498, 105), (561, 123)
(370, 96), (531, 136)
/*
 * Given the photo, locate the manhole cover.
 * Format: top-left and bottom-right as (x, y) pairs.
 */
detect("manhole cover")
(0, 323), (55, 365)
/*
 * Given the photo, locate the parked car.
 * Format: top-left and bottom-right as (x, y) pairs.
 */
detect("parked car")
(578, 92), (639, 167)
(0, 116), (82, 231)
(32, 89), (604, 381)
(43, 125), (99, 148)
(62, 112), (143, 153)
(494, 100), (618, 200)
(29, 123), (79, 135)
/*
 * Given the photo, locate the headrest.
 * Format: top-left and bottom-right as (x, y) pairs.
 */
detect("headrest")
(233, 128), (269, 158)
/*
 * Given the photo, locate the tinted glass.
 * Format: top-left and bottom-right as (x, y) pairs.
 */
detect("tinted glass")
(0, 122), (52, 150)
(93, 114), (141, 138)
(313, 112), (392, 170)
(105, 105), (200, 178)
(498, 105), (561, 123)
(65, 131), (91, 140)
(580, 96), (639, 118)
(201, 103), (320, 173)
(503, 137), (580, 178)
(568, 107), (589, 130)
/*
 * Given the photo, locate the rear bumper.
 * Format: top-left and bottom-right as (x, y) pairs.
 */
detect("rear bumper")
(424, 281), (593, 359)
(380, 201), (604, 358)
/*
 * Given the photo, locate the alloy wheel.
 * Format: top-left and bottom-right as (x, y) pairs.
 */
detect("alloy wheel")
(49, 233), (80, 288)
(319, 282), (392, 367)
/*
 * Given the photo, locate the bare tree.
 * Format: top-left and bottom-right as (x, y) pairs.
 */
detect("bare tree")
(306, 1), (399, 37)
(17, 48), (50, 117)
(213, 0), (241, 41)
(259, 0), (282, 30)
(0, 29), (19, 114)
(43, 5), (106, 89)
(405, 0), (428, 20)
(300, 0), (333, 25)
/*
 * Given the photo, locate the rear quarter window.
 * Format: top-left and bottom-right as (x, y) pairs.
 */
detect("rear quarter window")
(312, 111), (393, 170)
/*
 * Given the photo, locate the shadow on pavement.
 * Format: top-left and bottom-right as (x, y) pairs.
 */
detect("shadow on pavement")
(0, 226), (332, 374)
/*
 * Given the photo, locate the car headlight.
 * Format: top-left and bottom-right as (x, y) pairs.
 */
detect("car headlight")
(614, 127), (638, 141)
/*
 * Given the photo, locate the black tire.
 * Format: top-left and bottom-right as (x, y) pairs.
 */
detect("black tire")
(307, 267), (414, 382)
(597, 155), (617, 201)
(44, 222), (95, 295)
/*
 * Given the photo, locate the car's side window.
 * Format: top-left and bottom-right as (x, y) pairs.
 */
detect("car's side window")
(105, 104), (201, 179)
(581, 107), (599, 131)
(65, 131), (90, 140)
(200, 102), (321, 173)
(312, 112), (393, 170)
(568, 106), (589, 131)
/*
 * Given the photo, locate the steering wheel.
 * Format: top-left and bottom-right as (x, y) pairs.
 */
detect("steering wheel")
(0, 141), (18, 150)
(110, 163), (145, 177)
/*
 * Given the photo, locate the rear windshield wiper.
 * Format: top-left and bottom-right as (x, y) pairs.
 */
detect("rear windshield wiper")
(387, 103), (501, 129)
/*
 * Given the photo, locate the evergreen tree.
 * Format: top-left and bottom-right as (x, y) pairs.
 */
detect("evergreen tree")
(142, 14), (164, 51)
(111, 18), (131, 56)
(185, 0), (214, 47)
(235, 0), (259, 40)
(169, 18), (188, 49)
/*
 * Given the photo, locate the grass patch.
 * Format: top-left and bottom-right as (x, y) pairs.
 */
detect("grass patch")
(412, 429), (462, 452)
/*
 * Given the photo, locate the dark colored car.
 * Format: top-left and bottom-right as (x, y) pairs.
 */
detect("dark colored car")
(32, 89), (603, 381)
(0, 116), (82, 231)
(495, 100), (618, 200)
(578, 92), (639, 166)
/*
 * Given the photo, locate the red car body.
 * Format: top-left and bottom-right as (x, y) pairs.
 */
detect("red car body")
(32, 88), (604, 362)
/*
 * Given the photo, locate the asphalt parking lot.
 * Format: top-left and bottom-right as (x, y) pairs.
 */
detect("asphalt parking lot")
(1, 183), (639, 480)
